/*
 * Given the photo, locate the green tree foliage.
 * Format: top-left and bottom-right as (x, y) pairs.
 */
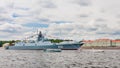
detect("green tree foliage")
(0, 41), (2, 47)
(50, 39), (63, 43)
(0, 40), (16, 47)
(49, 39), (72, 43)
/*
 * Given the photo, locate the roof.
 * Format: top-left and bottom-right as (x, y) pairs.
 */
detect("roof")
(112, 40), (120, 42)
(95, 38), (111, 41)
(83, 39), (120, 43)
(83, 40), (93, 43)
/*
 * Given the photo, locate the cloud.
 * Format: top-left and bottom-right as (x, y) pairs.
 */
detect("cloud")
(12, 13), (31, 18)
(0, 23), (29, 33)
(0, 0), (120, 40)
(38, 0), (57, 8)
(95, 18), (107, 22)
(79, 14), (89, 18)
(23, 23), (49, 28)
(44, 23), (92, 40)
(116, 14), (120, 18)
(0, 23), (31, 40)
(51, 20), (73, 24)
(14, 7), (30, 10)
(76, 0), (91, 6)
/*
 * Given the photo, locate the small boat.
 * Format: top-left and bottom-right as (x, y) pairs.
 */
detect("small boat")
(43, 49), (62, 52)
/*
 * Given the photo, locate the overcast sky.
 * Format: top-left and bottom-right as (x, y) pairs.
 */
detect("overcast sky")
(0, 0), (120, 40)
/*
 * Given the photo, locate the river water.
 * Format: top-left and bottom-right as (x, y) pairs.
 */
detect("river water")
(0, 48), (120, 68)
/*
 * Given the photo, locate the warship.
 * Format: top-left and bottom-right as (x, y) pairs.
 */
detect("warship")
(5, 31), (84, 50)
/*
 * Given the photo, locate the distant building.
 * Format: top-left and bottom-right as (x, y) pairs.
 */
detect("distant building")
(2, 43), (10, 48)
(112, 40), (120, 46)
(83, 38), (120, 46)
(83, 40), (94, 46)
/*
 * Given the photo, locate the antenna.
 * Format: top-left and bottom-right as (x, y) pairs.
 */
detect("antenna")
(37, 28), (39, 35)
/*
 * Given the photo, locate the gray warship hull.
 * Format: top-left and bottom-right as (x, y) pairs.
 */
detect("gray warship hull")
(5, 31), (84, 50)
(5, 43), (83, 50)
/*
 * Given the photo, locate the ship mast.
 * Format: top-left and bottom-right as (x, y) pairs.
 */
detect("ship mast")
(37, 31), (44, 41)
